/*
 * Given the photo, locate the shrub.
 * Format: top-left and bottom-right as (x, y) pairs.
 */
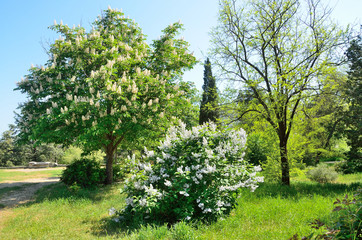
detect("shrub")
(335, 159), (362, 174)
(332, 189), (362, 239)
(115, 121), (263, 224)
(289, 188), (362, 240)
(61, 158), (104, 188)
(244, 133), (269, 165)
(306, 164), (338, 183)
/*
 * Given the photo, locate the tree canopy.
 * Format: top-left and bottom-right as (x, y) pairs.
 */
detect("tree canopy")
(343, 34), (362, 172)
(15, 7), (197, 184)
(211, 0), (348, 185)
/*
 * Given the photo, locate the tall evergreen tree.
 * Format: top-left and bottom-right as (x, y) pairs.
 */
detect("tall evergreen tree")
(199, 58), (218, 124)
(343, 34), (362, 172)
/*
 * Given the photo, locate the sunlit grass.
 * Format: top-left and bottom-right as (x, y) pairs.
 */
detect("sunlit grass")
(0, 183), (126, 239)
(0, 168), (64, 183)
(0, 172), (360, 239)
(337, 172), (362, 184)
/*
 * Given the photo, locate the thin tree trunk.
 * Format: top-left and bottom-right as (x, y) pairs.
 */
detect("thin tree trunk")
(105, 144), (114, 185)
(279, 127), (290, 185)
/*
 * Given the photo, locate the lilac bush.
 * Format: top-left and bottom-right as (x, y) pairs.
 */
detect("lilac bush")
(115, 121), (263, 224)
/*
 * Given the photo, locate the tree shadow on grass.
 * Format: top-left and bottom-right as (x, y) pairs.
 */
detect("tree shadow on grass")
(88, 216), (133, 239)
(30, 182), (120, 206)
(89, 215), (193, 239)
(250, 181), (362, 200)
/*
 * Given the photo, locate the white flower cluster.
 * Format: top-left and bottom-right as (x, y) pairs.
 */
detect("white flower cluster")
(121, 121), (264, 223)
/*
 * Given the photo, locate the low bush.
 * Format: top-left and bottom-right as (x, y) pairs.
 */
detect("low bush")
(115, 121), (263, 225)
(306, 164), (338, 183)
(61, 158), (104, 188)
(335, 159), (362, 174)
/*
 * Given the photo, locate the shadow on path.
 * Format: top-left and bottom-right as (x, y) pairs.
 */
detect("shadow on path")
(0, 178), (60, 208)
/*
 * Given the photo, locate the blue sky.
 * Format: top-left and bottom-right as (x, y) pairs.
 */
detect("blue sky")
(0, 0), (360, 134)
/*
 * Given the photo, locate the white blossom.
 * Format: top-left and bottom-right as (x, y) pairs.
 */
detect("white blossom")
(179, 191), (189, 197)
(164, 180), (172, 187)
(139, 198), (147, 207)
(177, 166), (184, 175)
(255, 176), (264, 182)
(109, 207), (116, 216)
(198, 203), (204, 209)
(205, 149), (214, 158)
(203, 208), (212, 213)
(254, 166), (262, 172)
(202, 137), (208, 147)
(132, 116), (137, 123)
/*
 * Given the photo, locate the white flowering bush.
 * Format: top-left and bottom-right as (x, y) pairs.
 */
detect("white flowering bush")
(116, 121), (263, 224)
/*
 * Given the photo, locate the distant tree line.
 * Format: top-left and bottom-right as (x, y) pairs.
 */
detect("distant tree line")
(0, 125), (64, 167)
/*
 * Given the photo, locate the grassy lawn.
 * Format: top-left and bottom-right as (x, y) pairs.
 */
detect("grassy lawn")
(0, 173), (360, 239)
(0, 168), (64, 183)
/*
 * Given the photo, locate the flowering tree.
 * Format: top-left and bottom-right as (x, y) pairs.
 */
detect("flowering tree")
(15, 7), (197, 184)
(116, 121), (263, 224)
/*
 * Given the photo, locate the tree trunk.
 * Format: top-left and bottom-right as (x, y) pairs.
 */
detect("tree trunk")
(105, 145), (114, 185)
(279, 128), (290, 185)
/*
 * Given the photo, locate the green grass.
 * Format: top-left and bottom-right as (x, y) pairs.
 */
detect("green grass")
(0, 168), (64, 183)
(0, 173), (360, 239)
(337, 172), (362, 184)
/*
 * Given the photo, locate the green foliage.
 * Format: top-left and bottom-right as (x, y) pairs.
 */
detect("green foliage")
(60, 146), (82, 164)
(107, 163), (129, 182)
(335, 159), (362, 174)
(237, 120), (306, 182)
(0, 128), (15, 167)
(15, 7), (197, 184)
(331, 190), (362, 239)
(306, 164), (338, 184)
(291, 188), (362, 240)
(343, 35), (362, 173)
(118, 122), (263, 225)
(244, 133), (271, 165)
(293, 71), (349, 166)
(211, 0), (348, 185)
(0, 125), (64, 167)
(199, 58), (218, 125)
(61, 158), (104, 188)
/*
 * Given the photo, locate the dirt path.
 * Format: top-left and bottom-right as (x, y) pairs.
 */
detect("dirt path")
(0, 177), (60, 208)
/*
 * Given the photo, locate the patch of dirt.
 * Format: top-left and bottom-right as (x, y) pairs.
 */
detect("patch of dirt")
(0, 177), (60, 208)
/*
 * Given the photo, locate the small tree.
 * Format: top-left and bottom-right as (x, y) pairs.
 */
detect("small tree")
(15, 7), (196, 184)
(199, 58), (219, 124)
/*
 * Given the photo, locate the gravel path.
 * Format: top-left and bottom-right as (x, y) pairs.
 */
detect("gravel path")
(0, 177), (60, 208)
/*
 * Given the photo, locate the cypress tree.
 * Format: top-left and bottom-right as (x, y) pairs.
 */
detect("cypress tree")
(199, 58), (218, 124)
